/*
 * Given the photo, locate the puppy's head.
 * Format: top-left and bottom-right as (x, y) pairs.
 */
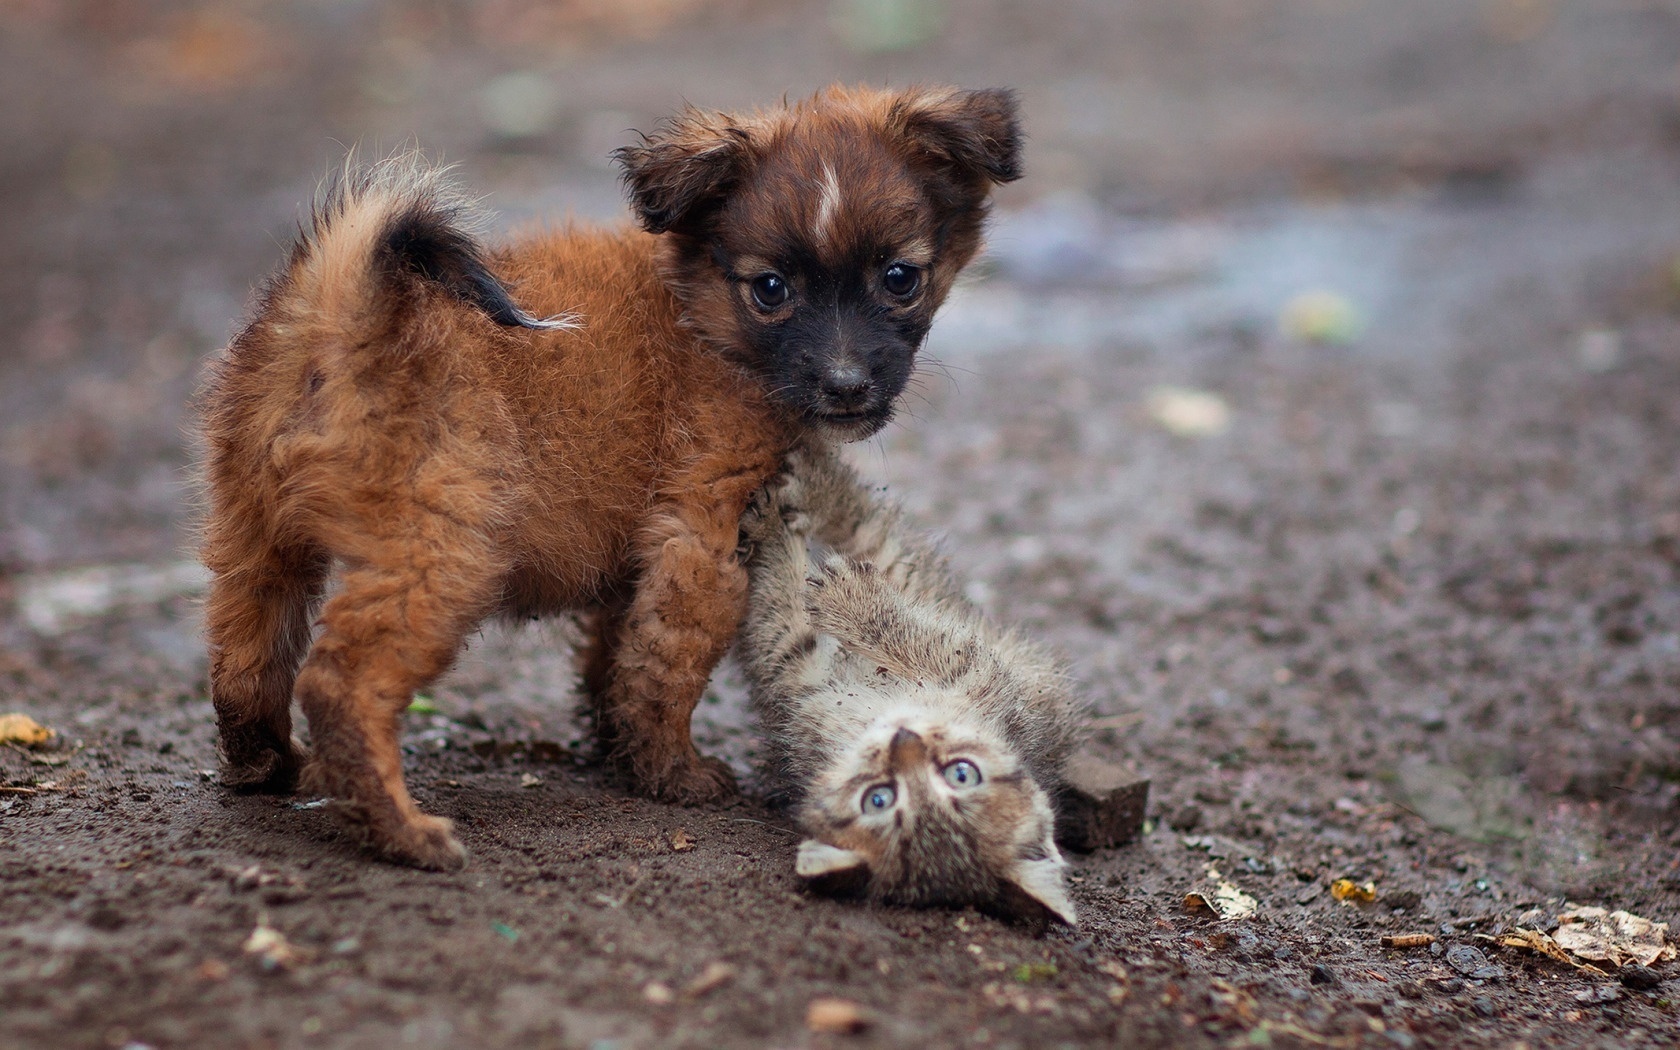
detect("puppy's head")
(615, 84), (1022, 440)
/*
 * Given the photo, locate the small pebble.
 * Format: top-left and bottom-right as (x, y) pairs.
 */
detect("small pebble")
(1310, 963), (1337, 986)
(806, 997), (869, 1034)
(1620, 964), (1663, 991)
(1444, 943), (1494, 977)
(1471, 997), (1497, 1019)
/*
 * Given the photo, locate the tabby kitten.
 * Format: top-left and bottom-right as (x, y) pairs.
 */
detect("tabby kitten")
(738, 443), (1086, 925)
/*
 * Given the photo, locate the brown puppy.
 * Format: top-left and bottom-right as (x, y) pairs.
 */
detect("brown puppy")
(199, 84), (1021, 869)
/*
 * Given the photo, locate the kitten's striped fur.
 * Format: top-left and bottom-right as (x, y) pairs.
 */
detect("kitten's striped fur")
(738, 442), (1086, 924)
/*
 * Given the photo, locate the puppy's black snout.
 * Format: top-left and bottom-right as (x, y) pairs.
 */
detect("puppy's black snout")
(820, 365), (872, 408)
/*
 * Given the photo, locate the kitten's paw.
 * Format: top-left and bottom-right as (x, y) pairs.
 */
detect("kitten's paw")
(806, 557), (896, 641)
(738, 486), (779, 554)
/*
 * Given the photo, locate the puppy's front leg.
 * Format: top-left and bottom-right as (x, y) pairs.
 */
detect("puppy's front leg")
(598, 472), (766, 803)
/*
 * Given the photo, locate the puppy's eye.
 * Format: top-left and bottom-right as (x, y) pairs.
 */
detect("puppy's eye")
(861, 783), (897, 814)
(882, 263), (921, 298)
(942, 760), (981, 789)
(749, 273), (790, 310)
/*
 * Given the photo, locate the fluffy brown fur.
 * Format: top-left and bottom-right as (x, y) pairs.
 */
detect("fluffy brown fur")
(199, 85), (1020, 869)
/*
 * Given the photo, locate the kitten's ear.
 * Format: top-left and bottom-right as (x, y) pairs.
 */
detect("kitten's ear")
(613, 110), (751, 234)
(796, 839), (871, 898)
(997, 853), (1077, 927)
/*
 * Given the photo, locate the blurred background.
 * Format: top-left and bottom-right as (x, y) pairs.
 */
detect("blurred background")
(3, 0), (1679, 565)
(5, 0), (1680, 878)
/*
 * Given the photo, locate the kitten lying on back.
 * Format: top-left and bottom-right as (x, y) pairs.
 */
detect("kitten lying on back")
(738, 443), (1087, 925)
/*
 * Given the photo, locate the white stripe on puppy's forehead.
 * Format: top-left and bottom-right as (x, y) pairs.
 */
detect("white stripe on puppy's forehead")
(814, 162), (843, 245)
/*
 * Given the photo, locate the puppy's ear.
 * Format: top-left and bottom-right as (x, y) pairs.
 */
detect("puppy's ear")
(891, 87), (1023, 186)
(613, 111), (751, 234)
(796, 839), (871, 898)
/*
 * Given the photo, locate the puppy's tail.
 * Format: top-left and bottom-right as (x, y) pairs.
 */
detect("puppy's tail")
(258, 152), (573, 343)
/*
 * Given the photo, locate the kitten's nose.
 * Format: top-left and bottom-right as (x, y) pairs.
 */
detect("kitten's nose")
(888, 726), (927, 772)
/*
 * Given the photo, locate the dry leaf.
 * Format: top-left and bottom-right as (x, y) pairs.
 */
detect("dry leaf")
(1553, 906), (1674, 968)
(669, 828), (694, 852)
(242, 923), (308, 971)
(1185, 865), (1258, 920)
(1491, 928), (1607, 975)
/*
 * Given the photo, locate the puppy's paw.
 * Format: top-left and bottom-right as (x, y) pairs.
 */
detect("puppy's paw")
(218, 731), (308, 795)
(377, 813), (469, 872)
(632, 750), (739, 805)
(322, 792), (469, 871)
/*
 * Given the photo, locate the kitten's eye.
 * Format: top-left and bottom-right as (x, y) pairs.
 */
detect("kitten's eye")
(749, 273), (790, 310)
(942, 760), (982, 789)
(882, 263), (921, 298)
(861, 783), (897, 814)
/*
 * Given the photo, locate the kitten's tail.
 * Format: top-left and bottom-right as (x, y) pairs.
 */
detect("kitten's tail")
(243, 152), (573, 352)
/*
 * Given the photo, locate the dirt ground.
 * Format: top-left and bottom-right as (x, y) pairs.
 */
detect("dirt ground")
(4, 1), (1680, 1047)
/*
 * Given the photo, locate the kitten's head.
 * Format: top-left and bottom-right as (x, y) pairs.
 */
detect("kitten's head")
(794, 704), (1074, 926)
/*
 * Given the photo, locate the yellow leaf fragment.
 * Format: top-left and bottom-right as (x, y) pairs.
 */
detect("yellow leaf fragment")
(1330, 878), (1377, 904)
(0, 713), (54, 748)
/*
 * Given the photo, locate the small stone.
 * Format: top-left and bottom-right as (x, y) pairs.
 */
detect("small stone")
(87, 904), (126, 931)
(643, 981), (674, 1005)
(1620, 964), (1663, 991)
(1054, 750), (1150, 852)
(1385, 890), (1422, 911)
(806, 997), (869, 1034)
(1471, 997), (1497, 1019)
(1574, 985), (1623, 1005)
(1310, 963), (1337, 986)
(1435, 978), (1465, 996)
(1444, 943), (1492, 977)
(1167, 804), (1203, 833)
(682, 961), (737, 999)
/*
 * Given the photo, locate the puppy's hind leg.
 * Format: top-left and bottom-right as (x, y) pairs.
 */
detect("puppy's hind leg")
(205, 529), (330, 794)
(293, 519), (503, 871)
